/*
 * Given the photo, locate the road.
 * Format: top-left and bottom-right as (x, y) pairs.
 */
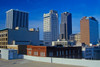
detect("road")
(0, 59), (85, 67)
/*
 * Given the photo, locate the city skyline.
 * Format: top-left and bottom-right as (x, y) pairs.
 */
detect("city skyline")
(0, 0), (100, 40)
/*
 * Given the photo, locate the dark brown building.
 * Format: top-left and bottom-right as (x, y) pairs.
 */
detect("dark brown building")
(80, 16), (90, 46)
(27, 45), (82, 59)
(18, 45), (27, 55)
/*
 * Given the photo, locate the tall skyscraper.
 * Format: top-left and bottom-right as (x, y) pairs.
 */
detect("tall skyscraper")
(43, 10), (59, 46)
(6, 9), (28, 29)
(80, 16), (99, 46)
(60, 12), (72, 41)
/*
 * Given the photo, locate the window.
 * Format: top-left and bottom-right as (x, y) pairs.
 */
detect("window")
(73, 50), (75, 54)
(69, 50), (71, 55)
(57, 51), (58, 56)
(49, 52), (53, 56)
(28, 51), (31, 55)
(34, 51), (38, 56)
(62, 51), (64, 56)
(60, 51), (61, 56)
(78, 50), (80, 54)
(40, 52), (45, 56)
(66, 50), (68, 55)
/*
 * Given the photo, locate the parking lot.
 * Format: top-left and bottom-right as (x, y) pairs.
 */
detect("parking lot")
(0, 59), (85, 67)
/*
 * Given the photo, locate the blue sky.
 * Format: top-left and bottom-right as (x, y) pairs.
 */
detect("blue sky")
(0, 0), (100, 40)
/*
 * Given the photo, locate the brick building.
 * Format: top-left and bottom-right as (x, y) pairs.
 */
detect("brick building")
(27, 45), (82, 59)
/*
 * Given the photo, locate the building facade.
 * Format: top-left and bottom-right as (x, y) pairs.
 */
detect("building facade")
(69, 33), (81, 46)
(6, 9), (28, 29)
(27, 45), (82, 59)
(80, 16), (99, 46)
(43, 10), (59, 46)
(0, 49), (18, 60)
(52, 39), (68, 47)
(69, 33), (80, 42)
(85, 46), (100, 60)
(0, 28), (39, 48)
(60, 12), (72, 41)
(7, 45), (27, 55)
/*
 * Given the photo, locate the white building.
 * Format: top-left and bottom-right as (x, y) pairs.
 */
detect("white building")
(0, 49), (23, 60)
(85, 46), (100, 60)
(0, 49), (18, 60)
(52, 39), (68, 47)
(43, 10), (59, 46)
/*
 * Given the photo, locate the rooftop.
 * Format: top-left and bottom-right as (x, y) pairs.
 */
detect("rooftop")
(81, 16), (98, 21)
(6, 9), (29, 13)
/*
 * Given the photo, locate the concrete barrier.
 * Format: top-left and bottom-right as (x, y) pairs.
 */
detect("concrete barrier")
(24, 55), (100, 67)
(52, 58), (100, 67)
(24, 55), (51, 63)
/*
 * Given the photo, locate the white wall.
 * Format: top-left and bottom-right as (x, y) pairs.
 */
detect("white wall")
(24, 55), (100, 67)
(24, 55), (51, 63)
(0, 49), (9, 60)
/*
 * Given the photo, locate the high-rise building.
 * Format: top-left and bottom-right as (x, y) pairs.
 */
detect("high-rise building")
(80, 16), (99, 46)
(60, 12), (72, 41)
(43, 10), (59, 46)
(6, 9), (28, 29)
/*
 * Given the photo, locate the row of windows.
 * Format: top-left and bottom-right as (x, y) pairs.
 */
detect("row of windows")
(86, 53), (92, 56)
(0, 46), (7, 48)
(0, 38), (8, 41)
(49, 50), (81, 57)
(28, 51), (45, 57)
(0, 34), (8, 37)
(0, 42), (8, 45)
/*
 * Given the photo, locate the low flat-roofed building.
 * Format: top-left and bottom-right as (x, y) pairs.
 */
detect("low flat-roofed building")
(0, 27), (39, 49)
(27, 45), (82, 59)
(0, 48), (24, 60)
(85, 46), (100, 60)
(7, 45), (27, 55)
(52, 39), (68, 47)
(0, 49), (18, 60)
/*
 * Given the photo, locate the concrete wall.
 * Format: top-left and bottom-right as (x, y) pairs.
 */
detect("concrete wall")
(24, 55), (100, 67)
(0, 49), (9, 60)
(24, 55), (51, 63)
